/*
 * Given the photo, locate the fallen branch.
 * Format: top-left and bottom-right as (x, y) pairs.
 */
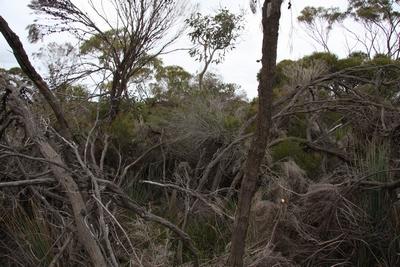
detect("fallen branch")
(7, 82), (108, 267)
(0, 178), (54, 188)
(197, 133), (253, 191)
(48, 234), (72, 267)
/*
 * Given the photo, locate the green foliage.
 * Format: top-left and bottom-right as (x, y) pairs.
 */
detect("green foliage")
(337, 51), (369, 69)
(7, 67), (25, 76)
(357, 142), (391, 220)
(349, 0), (400, 22)
(151, 65), (192, 101)
(271, 140), (321, 178)
(355, 142), (393, 266)
(299, 0), (400, 58)
(371, 53), (394, 65)
(298, 6), (345, 25)
(223, 115), (241, 131)
(108, 112), (136, 145)
(80, 30), (119, 55)
(286, 115), (308, 139)
(80, 29), (165, 92)
(185, 217), (230, 260)
(301, 52), (339, 70)
(349, 51), (370, 59)
(0, 205), (53, 266)
(274, 59), (295, 88)
(200, 72), (239, 98)
(298, 6), (345, 51)
(186, 9), (244, 64)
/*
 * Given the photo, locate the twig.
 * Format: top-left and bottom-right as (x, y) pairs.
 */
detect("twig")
(142, 180), (234, 220)
(196, 133), (253, 191)
(48, 234), (72, 267)
(0, 178), (54, 188)
(118, 138), (182, 185)
(104, 182), (200, 267)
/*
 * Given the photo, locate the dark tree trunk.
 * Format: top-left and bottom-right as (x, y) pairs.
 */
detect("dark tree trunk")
(109, 71), (122, 121)
(228, 1), (283, 266)
(109, 71), (129, 122)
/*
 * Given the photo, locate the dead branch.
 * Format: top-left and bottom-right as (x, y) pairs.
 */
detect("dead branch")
(142, 180), (234, 220)
(0, 178), (54, 188)
(48, 234), (72, 267)
(197, 133), (253, 192)
(6, 82), (108, 266)
(0, 16), (71, 140)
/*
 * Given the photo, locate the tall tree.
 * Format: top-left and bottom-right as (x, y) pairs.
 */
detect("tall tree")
(28, 0), (188, 120)
(298, 6), (344, 52)
(298, 0), (400, 58)
(228, 0), (283, 266)
(186, 9), (243, 90)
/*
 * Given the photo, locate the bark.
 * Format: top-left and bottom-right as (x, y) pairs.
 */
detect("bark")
(7, 87), (108, 267)
(228, 1), (283, 266)
(0, 16), (72, 140)
(109, 70), (123, 121)
(198, 60), (210, 90)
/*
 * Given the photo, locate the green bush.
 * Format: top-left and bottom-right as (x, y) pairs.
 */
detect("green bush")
(272, 140), (321, 178)
(0, 205), (53, 266)
(301, 52), (339, 71)
(185, 217), (230, 260)
(108, 112), (136, 145)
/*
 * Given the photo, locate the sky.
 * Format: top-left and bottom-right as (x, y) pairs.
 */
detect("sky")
(0, 0), (349, 98)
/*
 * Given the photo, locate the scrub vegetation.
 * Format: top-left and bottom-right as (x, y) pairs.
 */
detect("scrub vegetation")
(1, 0), (400, 266)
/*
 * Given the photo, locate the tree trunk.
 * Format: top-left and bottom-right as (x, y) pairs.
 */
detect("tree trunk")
(228, 1), (283, 266)
(109, 71), (129, 122)
(0, 16), (72, 141)
(198, 61), (209, 90)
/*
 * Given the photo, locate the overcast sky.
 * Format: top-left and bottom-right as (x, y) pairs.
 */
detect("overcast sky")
(0, 0), (349, 98)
